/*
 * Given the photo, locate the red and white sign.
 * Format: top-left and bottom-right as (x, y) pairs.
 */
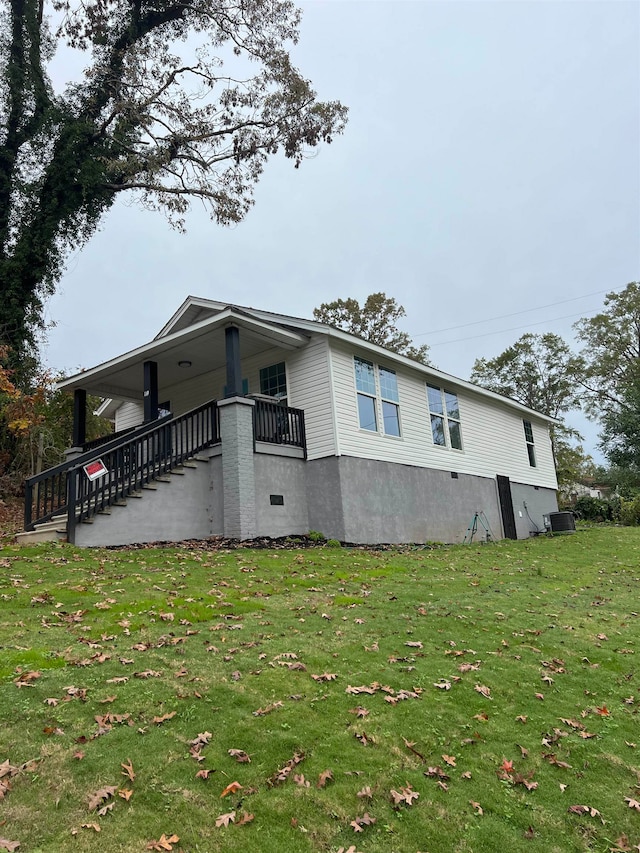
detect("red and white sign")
(83, 459), (107, 481)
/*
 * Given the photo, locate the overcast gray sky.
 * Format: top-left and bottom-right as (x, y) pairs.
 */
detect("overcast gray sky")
(43, 0), (639, 461)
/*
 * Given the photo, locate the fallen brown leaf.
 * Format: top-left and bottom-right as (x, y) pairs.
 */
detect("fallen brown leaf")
(253, 701), (283, 716)
(311, 672), (337, 682)
(87, 785), (117, 811)
(568, 804), (604, 822)
(317, 769), (333, 788)
(267, 751), (305, 787)
(152, 711), (176, 725)
(215, 811), (236, 828)
(228, 748), (251, 763)
(220, 781), (242, 798)
(350, 812), (376, 832)
(349, 706), (369, 718)
(14, 671), (40, 686)
(390, 783), (419, 806)
(146, 833), (180, 851)
(121, 759), (135, 782)
(469, 800), (483, 815)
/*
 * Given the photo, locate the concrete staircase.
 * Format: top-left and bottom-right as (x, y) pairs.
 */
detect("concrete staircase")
(16, 461), (204, 545)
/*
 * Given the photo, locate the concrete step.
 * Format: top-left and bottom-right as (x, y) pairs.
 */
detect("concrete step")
(27, 519), (64, 534)
(16, 524), (66, 544)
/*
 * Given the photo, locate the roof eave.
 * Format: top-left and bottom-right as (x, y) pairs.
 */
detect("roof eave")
(57, 307), (309, 394)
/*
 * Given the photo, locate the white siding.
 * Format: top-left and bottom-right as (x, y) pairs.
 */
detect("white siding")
(329, 342), (557, 489)
(286, 337), (336, 459)
(114, 402), (144, 432)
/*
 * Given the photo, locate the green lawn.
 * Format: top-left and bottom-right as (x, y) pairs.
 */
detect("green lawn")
(0, 528), (639, 852)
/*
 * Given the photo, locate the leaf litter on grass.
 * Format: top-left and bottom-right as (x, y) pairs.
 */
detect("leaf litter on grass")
(1, 530), (640, 851)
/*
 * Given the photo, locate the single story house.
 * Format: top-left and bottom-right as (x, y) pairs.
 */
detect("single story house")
(21, 296), (558, 546)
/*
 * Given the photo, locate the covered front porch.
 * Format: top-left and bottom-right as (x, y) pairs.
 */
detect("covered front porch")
(22, 307), (310, 545)
(59, 306), (309, 448)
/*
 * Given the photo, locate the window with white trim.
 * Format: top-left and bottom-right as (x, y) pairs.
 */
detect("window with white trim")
(523, 419), (536, 467)
(426, 384), (462, 449)
(260, 362), (287, 400)
(354, 357), (401, 436)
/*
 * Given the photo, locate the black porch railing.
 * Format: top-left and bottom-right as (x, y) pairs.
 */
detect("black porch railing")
(82, 426), (134, 453)
(253, 399), (306, 454)
(24, 400), (220, 542)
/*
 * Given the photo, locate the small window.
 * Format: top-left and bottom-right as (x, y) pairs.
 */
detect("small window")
(260, 362), (287, 398)
(354, 358), (378, 431)
(427, 384), (462, 449)
(379, 367), (400, 436)
(523, 420), (536, 467)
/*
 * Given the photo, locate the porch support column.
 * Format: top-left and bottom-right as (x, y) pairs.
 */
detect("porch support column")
(225, 325), (242, 397)
(143, 360), (159, 423)
(218, 396), (256, 539)
(72, 389), (87, 448)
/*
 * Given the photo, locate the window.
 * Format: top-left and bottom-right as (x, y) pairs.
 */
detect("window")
(354, 358), (401, 436)
(354, 357), (378, 431)
(379, 367), (400, 437)
(260, 362), (287, 399)
(523, 420), (536, 467)
(426, 384), (462, 449)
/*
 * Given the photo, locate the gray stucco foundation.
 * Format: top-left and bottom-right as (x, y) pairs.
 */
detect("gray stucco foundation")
(71, 448), (558, 548)
(510, 481), (558, 538)
(307, 456), (505, 544)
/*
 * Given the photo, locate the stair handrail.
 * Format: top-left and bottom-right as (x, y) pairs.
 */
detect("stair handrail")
(24, 399), (219, 532)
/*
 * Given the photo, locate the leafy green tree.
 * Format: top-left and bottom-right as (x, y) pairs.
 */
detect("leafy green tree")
(574, 281), (640, 417)
(554, 436), (596, 496)
(470, 332), (585, 420)
(598, 375), (640, 475)
(591, 463), (640, 499)
(313, 293), (431, 364)
(470, 332), (587, 489)
(0, 0), (348, 362)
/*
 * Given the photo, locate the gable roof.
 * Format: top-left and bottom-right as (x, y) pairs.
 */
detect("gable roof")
(154, 297), (558, 424)
(59, 295), (557, 424)
(58, 304), (309, 400)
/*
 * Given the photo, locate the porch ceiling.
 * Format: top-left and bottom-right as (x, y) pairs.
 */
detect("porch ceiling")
(58, 309), (309, 402)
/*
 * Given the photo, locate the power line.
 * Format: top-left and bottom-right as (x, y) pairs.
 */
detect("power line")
(428, 308), (600, 348)
(414, 286), (618, 339)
